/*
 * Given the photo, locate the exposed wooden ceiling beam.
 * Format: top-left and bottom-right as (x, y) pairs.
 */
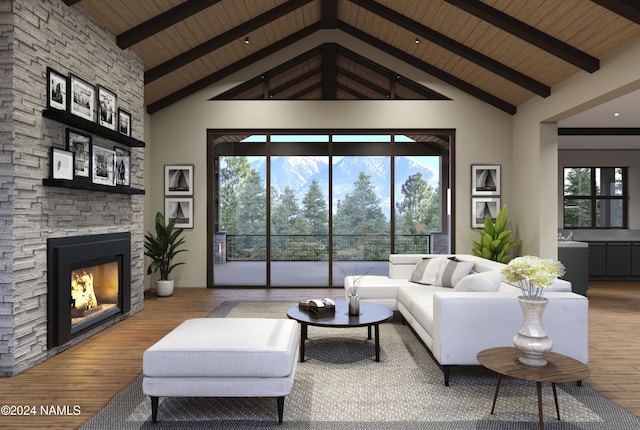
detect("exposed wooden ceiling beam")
(337, 66), (389, 97)
(289, 81), (323, 99)
(117, 0), (224, 49)
(144, 0), (313, 84)
(63, 0), (81, 5)
(322, 0), (338, 28)
(337, 45), (449, 100)
(270, 67), (322, 97)
(558, 127), (640, 135)
(446, 0), (599, 73)
(337, 82), (371, 99)
(321, 44), (338, 99)
(337, 21), (516, 114)
(349, 0), (550, 98)
(591, 0), (640, 25)
(147, 23), (322, 113)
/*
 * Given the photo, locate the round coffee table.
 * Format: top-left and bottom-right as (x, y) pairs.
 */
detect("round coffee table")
(477, 347), (590, 430)
(286, 300), (393, 362)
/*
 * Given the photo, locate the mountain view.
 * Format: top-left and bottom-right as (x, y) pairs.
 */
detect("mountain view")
(251, 156), (439, 216)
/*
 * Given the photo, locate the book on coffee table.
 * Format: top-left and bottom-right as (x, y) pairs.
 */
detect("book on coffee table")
(298, 298), (335, 315)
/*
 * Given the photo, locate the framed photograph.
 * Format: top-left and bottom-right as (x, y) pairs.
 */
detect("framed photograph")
(165, 197), (194, 229)
(472, 197), (501, 228)
(115, 147), (130, 186)
(97, 85), (117, 130)
(65, 129), (91, 178)
(92, 145), (116, 186)
(69, 74), (95, 122)
(118, 108), (131, 136)
(50, 148), (74, 180)
(471, 164), (501, 196)
(164, 164), (194, 196)
(47, 67), (67, 111)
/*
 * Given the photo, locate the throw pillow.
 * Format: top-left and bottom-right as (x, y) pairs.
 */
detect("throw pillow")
(410, 257), (474, 288)
(454, 270), (503, 292)
(409, 258), (432, 284)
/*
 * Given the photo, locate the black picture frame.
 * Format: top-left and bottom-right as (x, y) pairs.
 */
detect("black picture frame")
(471, 164), (501, 196)
(51, 147), (74, 180)
(165, 197), (194, 229)
(97, 85), (117, 131)
(65, 129), (91, 179)
(47, 67), (67, 111)
(472, 197), (501, 228)
(164, 164), (194, 196)
(117, 108), (131, 136)
(92, 144), (116, 186)
(115, 147), (130, 186)
(69, 74), (95, 122)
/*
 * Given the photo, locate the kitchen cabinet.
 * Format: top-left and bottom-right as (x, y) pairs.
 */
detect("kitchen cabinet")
(588, 241), (638, 280)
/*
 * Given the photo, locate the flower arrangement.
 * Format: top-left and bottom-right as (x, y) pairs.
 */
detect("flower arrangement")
(502, 255), (565, 300)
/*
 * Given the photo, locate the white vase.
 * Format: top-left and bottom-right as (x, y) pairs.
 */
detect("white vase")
(513, 296), (553, 367)
(156, 280), (174, 297)
(348, 294), (360, 316)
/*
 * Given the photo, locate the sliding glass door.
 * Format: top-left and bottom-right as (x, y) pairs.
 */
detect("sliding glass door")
(208, 131), (450, 288)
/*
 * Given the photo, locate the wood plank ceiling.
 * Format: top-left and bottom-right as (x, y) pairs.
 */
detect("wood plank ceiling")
(65, 0), (640, 115)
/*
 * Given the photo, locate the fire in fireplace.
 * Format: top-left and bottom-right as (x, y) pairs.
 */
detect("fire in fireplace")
(71, 260), (120, 332)
(47, 232), (131, 348)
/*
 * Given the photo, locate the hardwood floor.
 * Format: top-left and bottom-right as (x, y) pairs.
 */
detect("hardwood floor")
(0, 283), (638, 429)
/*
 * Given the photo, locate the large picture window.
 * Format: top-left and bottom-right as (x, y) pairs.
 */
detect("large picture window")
(563, 167), (627, 228)
(208, 131), (452, 287)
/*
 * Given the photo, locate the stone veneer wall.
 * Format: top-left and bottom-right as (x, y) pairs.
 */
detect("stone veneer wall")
(0, 0), (145, 376)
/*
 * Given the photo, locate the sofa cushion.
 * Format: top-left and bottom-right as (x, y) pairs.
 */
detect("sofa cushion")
(454, 270), (502, 292)
(410, 257), (474, 288)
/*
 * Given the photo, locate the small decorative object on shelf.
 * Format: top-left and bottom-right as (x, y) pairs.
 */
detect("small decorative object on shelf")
(298, 298), (335, 315)
(502, 255), (566, 367)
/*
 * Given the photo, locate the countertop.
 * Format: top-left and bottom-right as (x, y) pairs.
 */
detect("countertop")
(559, 230), (640, 242)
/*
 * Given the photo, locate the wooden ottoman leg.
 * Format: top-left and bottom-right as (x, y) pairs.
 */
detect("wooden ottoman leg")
(151, 396), (159, 423)
(277, 396), (285, 424)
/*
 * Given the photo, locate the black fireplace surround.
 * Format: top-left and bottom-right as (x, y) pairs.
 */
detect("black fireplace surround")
(47, 232), (131, 348)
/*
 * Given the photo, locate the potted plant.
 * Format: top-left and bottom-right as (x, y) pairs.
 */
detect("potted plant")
(144, 211), (188, 296)
(472, 204), (519, 263)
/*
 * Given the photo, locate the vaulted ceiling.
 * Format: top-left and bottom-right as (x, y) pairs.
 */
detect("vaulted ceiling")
(65, 0), (640, 115)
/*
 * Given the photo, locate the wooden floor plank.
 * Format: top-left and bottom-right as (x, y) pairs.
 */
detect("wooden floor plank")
(0, 283), (637, 429)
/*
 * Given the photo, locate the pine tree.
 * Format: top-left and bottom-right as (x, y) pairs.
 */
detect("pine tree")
(302, 180), (328, 236)
(333, 172), (388, 235)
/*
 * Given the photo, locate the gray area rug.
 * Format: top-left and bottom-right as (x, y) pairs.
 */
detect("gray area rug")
(81, 301), (640, 429)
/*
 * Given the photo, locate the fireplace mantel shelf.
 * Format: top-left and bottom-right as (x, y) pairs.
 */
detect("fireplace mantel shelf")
(42, 108), (145, 148)
(43, 178), (145, 194)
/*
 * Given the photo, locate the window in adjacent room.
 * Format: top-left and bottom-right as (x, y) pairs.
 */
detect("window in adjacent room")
(563, 167), (627, 228)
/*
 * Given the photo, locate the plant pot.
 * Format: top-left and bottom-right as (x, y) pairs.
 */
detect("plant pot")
(513, 296), (553, 367)
(156, 280), (174, 297)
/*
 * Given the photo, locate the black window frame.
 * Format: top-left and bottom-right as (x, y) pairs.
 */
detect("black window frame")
(562, 166), (628, 229)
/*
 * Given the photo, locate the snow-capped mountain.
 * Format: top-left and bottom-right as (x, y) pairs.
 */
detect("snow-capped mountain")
(250, 155), (439, 215)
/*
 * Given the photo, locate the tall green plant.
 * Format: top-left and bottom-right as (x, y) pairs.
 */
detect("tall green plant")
(472, 204), (519, 263)
(144, 212), (188, 280)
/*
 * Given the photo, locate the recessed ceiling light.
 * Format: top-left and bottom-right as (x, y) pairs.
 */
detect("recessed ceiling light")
(244, 36), (250, 44)
(614, 112), (620, 117)
(415, 37), (420, 44)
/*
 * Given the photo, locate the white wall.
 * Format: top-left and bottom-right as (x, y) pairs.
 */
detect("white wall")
(146, 30), (513, 287)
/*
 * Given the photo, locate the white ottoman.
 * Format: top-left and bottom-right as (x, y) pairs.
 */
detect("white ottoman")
(142, 318), (299, 423)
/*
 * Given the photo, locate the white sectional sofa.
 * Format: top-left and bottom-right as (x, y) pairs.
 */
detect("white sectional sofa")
(344, 254), (589, 385)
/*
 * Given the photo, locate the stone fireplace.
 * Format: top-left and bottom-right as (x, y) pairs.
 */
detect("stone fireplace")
(47, 233), (132, 348)
(0, 2), (145, 376)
